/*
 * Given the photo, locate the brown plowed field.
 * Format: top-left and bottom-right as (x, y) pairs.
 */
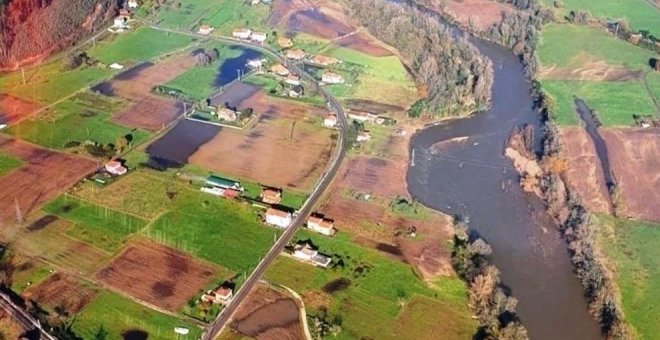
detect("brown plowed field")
(190, 90), (334, 191)
(442, 0), (513, 30)
(0, 136), (96, 226)
(24, 273), (98, 314)
(96, 240), (219, 312)
(269, 0), (392, 56)
(338, 156), (409, 199)
(101, 54), (196, 131)
(0, 94), (41, 124)
(231, 283), (305, 340)
(559, 127), (612, 214)
(602, 128), (660, 222)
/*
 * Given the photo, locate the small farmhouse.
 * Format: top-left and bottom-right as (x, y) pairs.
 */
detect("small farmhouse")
(251, 32), (268, 44)
(201, 286), (233, 305)
(251, 0), (261, 5)
(247, 58), (264, 69)
(293, 243), (332, 267)
(285, 49), (306, 60)
(307, 216), (336, 236)
(285, 74), (301, 86)
(310, 55), (340, 66)
(356, 132), (371, 142)
(232, 28), (252, 40)
(323, 114), (337, 128)
(128, 0), (139, 8)
(261, 188), (282, 204)
(289, 85), (304, 98)
(270, 63), (290, 76)
(206, 175), (243, 191)
(198, 24), (214, 35)
(216, 107), (238, 122)
(105, 160), (127, 176)
(321, 71), (344, 84)
(277, 36), (293, 48)
(265, 208), (292, 228)
(113, 16), (129, 28)
(348, 110), (377, 122)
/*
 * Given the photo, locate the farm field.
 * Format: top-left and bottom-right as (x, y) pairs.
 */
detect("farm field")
(0, 94), (41, 124)
(601, 128), (660, 222)
(146, 187), (276, 273)
(538, 24), (659, 126)
(0, 136), (97, 225)
(189, 87), (335, 192)
(97, 239), (226, 312)
(230, 283), (306, 339)
(43, 196), (147, 252)
(0, 152), (22, 176)
(165, 44), (262, 100)
(156, 0), (269, 35)
(23, 273), (99, 315)
(7, 92), (150, 150)
(264, 231), (476, 340)
(8, 256), (53, 294)
(541, 0), (660, 34)
(595, 215), (660, 339)
(87, 27), (195, 65)
(72, 291), (202, 339)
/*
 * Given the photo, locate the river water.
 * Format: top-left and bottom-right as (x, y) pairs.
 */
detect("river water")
(404, 4), (602, 339)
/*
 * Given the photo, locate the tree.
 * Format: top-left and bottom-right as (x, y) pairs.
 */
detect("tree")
(115, 136), (129, 153)
(94, 327), (108, 340)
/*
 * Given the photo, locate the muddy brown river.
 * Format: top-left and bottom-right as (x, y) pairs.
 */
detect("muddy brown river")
(404, 2), (602, 339)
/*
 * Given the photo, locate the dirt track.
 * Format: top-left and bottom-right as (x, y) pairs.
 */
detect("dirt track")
(0, 136), (97, 226)
(24, 273), (98, 314)
(231, 283), (305, 340)
(602, 128), (660, 222)
(559, 127), (612, 214)
(190, 90), (334, 191)
(96, 240), (218, 312)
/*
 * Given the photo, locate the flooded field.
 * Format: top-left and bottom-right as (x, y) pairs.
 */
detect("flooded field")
(215, 47), (262, 87)
(211, 82), (261, 108)
(146, 120), (220, 166)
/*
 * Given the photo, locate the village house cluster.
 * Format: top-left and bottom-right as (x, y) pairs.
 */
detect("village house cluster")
(232, 28), (268, 44)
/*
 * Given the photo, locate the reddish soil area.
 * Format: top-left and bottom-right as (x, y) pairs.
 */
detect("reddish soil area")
(345, 99), (404, 115)
(439, 0), (513, 30)
(0, 94), (41, 124)
(559, 127), (612, 214)
(602, 128), (660, 222)
(96, 240), (218, 312)
(190, 90), (335, 191)
(24, 273), (98, 314)
(269, 0), (391, 56)
(0, 136), (96, 226)
(339, 156), (409, 199)
(231, 283), (305, 340)
(101, 54), (196, 131)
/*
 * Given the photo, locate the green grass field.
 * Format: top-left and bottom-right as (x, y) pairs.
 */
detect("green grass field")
(147, 188), (276, 273)
(165, 43), (253, 100)
(265, 231), (476, 339)
(72, 291), (202, 339)
(595, 215), (660, 339)
(541, 80), (657, 126)
(43, 196), (148, 252)
(0, 60), (112, 105)
(7, 92), (150, 150)
(0, 153), (23, 176)
(157, 0), (269, 35)
(543, 0), (660, 34)
(9, 258), (52, 294)
(88, 27), (195, 65)
(538, 24), (659, 126)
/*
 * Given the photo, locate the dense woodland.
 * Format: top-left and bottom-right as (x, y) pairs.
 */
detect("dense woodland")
(0, 0), (118, 68)
(348, 0), (493, 116)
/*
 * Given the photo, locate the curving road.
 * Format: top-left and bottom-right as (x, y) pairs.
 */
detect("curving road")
(147, 25), (349, 339)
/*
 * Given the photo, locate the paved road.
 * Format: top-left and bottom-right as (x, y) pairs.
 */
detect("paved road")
(0, 291), (56, 340)
(148, 26), (349, 339)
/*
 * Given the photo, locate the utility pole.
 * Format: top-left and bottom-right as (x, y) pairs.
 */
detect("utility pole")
(21, 68), (25, 85)
(14, 198), (23, 225)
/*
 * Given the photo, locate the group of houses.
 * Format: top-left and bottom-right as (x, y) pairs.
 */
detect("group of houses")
(111, 1), (138, 32)
(266, 63), (305, 98)
(276, 41), (346, 85)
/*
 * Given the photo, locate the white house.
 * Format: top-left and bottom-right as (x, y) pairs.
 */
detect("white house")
(105, 160), (127, 176)
(198, 24), (214, 35)
(201, 286), (233, 305)
(289, 85), (304, 98)
(232, 28), (252, 40)
(348, 110), (377, 122)
(307, 216), (336, 236)
(356, 132), (371, 142)
(270, 63), (290, 76)
(251, 0), (261, 5)
(251, 32), (268, 44)
(247, 58), (264, 69)
(322, 71), (344, 84)
(128, 0), (139, 8)
(113, 16), (129, 28)
(285, 74), (301, 86)
(323, 114), (337, 128)
(265, 208), (292, 228)
(216, 107), (238, 122)
(293, 243), (331, 267)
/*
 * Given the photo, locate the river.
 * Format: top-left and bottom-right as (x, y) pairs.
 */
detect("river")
(403, 3), (602, 339)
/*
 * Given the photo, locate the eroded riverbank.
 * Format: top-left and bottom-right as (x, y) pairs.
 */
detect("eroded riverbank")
(404, 2), (602, 339)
